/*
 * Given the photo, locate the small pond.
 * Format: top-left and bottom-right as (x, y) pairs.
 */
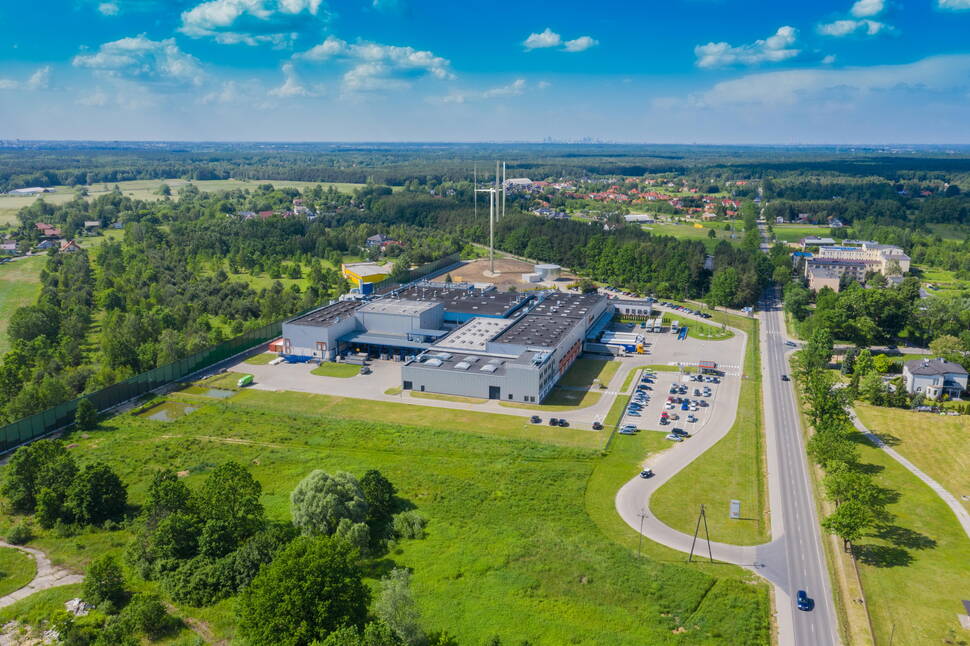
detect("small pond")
(139, 401), (199, 422)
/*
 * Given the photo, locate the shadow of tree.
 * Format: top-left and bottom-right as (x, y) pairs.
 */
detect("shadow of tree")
(851, 543), (913, 568)
(851, 461), (885, 476)
(872, 431), (901, 447)
(873, 524), (937, 551)
(362, 557), (400, 579)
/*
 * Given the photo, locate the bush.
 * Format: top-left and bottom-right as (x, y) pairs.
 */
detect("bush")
(6, 523), (33, 545)
(84, 555), (126, 608)
(392, 511), (427, 540)
(75, 398), (98, 431)
(164, 555), (235, 607)
(121, 592), (172, 639)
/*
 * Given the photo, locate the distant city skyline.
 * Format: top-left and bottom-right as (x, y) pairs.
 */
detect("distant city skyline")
(2, 0), (970, 143)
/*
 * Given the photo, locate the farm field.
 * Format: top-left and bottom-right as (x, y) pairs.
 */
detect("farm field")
(0, 393), (770, 645)
(650, 315), (770, 545)
(848, 430), (970, 646)
(0, 256), (47, 355)
(854, 404), (970, 513)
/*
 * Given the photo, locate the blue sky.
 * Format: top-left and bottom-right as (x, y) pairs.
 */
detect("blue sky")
(1, 0), (970, 143)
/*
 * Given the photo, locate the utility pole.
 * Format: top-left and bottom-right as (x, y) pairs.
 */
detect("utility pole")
(688, 504), (714, 563)
(473, 164), (477, 219)
(637, 509), (648, 558)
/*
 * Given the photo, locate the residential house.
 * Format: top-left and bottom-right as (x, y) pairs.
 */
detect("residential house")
(903, 358), (968, 400)
(59, 240), (82, 253)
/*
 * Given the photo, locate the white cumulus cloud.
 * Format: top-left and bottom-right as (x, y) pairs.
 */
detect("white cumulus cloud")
(438, 78), (546, 104)
(694, 26), (799, 68)
(180, 0), (324, 45)
(818, 19), (889, 36)
(270, 62), (314, 96)
(563, 36), (598, 52)
(295, 37), (453, 93)
(73, 35), (205, 86)
(673, 54), (970, 107)
(98, 2), (120, 15)
(0, 66), (52, 91)
(523, 28), (561, 50)
(850, 0), (885, 17)
(937, 0), (970, 9)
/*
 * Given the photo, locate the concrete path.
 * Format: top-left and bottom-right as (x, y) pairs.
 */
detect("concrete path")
(850, 410), (970, 539)
(0, 542), (83, 609)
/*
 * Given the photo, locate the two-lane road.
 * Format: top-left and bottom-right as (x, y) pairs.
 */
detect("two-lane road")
(760, 290), (839, 645)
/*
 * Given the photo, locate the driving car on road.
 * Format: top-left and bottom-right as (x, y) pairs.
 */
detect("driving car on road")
(796, 590), (812, 611)
(639, 468), (654, 478)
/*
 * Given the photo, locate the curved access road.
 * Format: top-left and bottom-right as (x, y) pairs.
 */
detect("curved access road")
(616, 294), (840, 646)
(0, 541), (83, 608)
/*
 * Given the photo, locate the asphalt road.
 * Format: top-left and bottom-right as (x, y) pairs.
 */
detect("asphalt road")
(760, 291), (840, 645)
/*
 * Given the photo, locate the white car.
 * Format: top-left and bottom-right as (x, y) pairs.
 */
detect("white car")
(665, 434), (684, 442)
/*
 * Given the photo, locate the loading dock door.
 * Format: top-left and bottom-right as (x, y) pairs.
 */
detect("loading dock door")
(488, 386), (501, 400)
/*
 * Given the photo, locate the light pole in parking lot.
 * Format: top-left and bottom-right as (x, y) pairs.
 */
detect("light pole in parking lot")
(637, 509), (649, 558)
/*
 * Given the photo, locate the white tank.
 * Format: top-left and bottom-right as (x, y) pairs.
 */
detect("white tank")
(534, 264), (561, 280)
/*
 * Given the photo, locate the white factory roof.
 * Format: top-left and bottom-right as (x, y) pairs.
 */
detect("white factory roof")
(358, 299), (439, 317)
(433, 317), (514, 351)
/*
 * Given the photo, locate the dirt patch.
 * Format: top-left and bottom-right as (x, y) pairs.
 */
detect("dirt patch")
(449, 258), (577, 291)
(176, 470), (190, 478)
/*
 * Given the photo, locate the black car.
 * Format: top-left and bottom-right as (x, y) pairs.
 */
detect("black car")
(530, 415), (541, 424)
(549, 417), (559, 426)
(558, 419), (568, 427)
(781, 374), (790, 381)
(592, 421), (603, 430)
(671, 427), (689, 437)
(796, 590), (812, 611)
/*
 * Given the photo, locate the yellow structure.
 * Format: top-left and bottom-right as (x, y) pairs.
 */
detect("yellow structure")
(693, 223), (704, 229)
(341, 262), (394, 293)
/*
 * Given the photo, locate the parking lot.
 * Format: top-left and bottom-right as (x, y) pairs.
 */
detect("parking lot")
(617, 368), (725, 441)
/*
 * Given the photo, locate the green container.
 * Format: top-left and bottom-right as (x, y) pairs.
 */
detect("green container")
(237, 374), (254, 388)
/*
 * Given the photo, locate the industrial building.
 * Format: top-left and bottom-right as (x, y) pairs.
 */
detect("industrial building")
(280, 283), (612, 402)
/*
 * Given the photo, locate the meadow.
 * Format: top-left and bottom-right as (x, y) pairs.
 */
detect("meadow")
(854, 404), (970, 513)
(0, 178), (386, 226)
(769, 224), (831, 243)
(642, 221), (741, 251)
(847, 430), (970, 646)
(0, 256), (46, 355)
(0, 547), (36, 597)
(0, 389), (771, 645)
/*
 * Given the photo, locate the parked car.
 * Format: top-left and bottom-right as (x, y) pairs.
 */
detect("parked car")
(549, 418), (559, 426)
(671, 427), (689, 437)
(558, 419), (568, 427)
(618, 427), (636, 435)
(665, 433), (684, 442)
(639, 468), (654, 479)
(360, 366), (372, 375)
(796, 590), (812, 611)
(659, 418), (669, 425)
(687, 415), (697, 423)
(530, 415), (541, 424)
(621, 424), (638, 433)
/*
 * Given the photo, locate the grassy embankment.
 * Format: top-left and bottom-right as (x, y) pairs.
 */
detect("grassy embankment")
(650, 313), (771, 545)
(0, 387), (770, 645)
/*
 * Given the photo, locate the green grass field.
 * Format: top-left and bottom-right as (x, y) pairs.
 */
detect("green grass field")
(650, 315), (770, 545)
(557, 358), (620, 389)
(854, 404), (970, 513)
(0, 393), (770, 645)
(769, 224), (831, 243)
(410, 391), (486, 404)
(310, 362), (361, 378)
(499, 388), (603, 412)
(0, 547), (36, 597)
(848, 431), (970, 646)
(917, 267), (970, 297)
(0, 256), (46, 355)
(686, 321), (734, 340)
(642, 222), (741, 251)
